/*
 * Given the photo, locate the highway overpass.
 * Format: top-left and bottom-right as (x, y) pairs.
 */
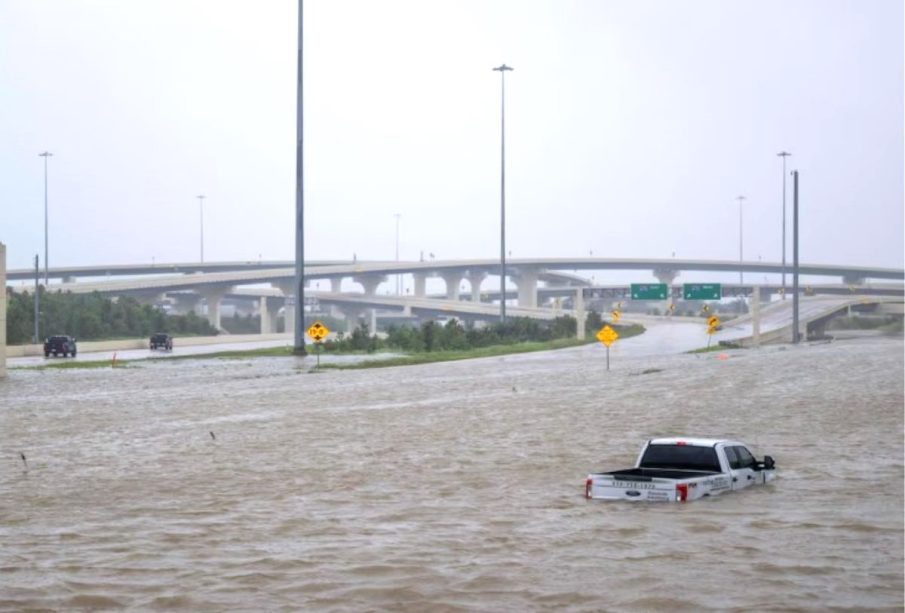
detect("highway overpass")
(6, 256), (902, 337)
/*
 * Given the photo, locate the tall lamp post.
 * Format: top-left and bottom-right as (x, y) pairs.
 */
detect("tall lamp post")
(39, 151), (52, 286)
(792, 170), (800, 343)
(777, 151), (791, 298)
(293, 0), (306, 355)
(493, 63), (513, 323)
(196, 195), (205, 263)
(736, 195), (746, 285)
(394, 213), (401, 295)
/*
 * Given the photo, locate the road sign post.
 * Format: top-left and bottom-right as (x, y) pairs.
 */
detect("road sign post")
(596, 324), (619, 371)
(306, 321), (330, 369)
(706, 315), (720, 348)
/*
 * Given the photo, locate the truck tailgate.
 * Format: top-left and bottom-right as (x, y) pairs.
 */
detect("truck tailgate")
(587, 474), (679, 502)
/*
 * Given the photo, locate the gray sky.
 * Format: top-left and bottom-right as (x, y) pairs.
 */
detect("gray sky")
(2, 0), (903, 278)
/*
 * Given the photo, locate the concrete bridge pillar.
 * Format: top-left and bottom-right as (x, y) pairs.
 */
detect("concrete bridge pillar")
(575, 288), (585, 340)
(466, 271), (488, 302)
(199, 286), (232, 330)
(274, 282), (296, 335)
(653, 268), (679, 286)
(171, 293), (202, 315)
(335, 306), (366, 334)
(842, 274), (866, 286)
(513, 269), (540, 308)
(353, 275), (386, 296)
(442, 272), (463, 300)
(413, 273), (427, 298)
(259, 296), (282, 334)
(330, 277), (343, 293)
(653, 268), (679, 315)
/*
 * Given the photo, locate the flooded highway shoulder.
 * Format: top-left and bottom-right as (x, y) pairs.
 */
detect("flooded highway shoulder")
(0, 335), (902, 611)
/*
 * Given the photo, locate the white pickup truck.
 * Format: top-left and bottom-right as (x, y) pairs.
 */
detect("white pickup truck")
(585, 438), (776, 502)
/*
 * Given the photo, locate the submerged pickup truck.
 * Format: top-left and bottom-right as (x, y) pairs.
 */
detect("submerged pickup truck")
(585, 438), (776, 502)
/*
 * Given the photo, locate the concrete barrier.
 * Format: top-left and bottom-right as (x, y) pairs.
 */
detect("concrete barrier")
(5, 332), (292, 358)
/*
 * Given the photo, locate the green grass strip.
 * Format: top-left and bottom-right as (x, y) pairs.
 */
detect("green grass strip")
(317, 337), (596, 370)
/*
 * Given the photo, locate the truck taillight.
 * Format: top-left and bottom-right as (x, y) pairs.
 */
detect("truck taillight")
(676, 483), (688, 502)
(585, 477), (593, 499)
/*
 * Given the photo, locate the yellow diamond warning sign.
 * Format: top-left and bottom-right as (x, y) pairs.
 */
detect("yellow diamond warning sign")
(596, 325), (619, 347)
(306, 321), (330, 342)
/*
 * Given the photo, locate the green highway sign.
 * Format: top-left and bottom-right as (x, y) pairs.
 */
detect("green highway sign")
(630, 283), (668, 300)
(683, 283), (722, 301)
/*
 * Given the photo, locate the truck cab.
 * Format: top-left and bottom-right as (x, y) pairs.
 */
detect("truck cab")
(44, 335), (77, 358)
(149, 333), (173, 351)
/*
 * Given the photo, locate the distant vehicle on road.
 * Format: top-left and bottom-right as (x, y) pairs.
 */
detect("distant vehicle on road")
(585, 438), (776, 502)
(149, 333), (173, 351)
(44, 335), (77, 358)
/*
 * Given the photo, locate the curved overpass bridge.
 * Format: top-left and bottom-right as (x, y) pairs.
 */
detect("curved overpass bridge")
(7, 257), (902, 339)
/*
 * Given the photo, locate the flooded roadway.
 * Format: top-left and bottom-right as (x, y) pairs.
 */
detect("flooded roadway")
(0, 324), (902, 611)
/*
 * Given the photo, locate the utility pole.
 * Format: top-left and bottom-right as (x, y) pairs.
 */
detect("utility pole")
(293, 0), (307, 355)
(39, 151), (52, 285)
(394, 213), (401, 295)
(736, 195), (746, 285)
(34, 254), (40, 344)
(196, 195), (205, 263)
(493, 63), (513, 323)
(792, 170), (800, 343)
(777, 151), (792, 298)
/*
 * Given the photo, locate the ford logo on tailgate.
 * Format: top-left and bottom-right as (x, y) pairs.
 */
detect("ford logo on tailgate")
(625, 490), (642, 497)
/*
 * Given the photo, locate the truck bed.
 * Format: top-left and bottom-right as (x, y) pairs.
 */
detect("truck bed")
(604, 467), (721, 481)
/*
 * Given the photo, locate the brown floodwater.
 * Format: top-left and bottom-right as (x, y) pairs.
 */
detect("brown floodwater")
(1, 332), (902, 611)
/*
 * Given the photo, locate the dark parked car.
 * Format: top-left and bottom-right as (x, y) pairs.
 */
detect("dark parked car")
(44, 335), (77, 358)
(150, 333), (173, 351)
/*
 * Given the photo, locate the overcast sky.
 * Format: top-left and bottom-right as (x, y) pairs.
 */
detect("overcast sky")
(1, 0), (903, 280)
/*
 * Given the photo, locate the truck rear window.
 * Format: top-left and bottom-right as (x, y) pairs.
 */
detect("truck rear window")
(640, 444), (721, 472)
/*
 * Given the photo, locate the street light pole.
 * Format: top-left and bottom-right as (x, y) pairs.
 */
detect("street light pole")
(196, 195), (205, 263)
(493, 63), (513, 324)
(394, 213), (401, 295)
(39, 151), (52, 286)
(34, 254), (40, 343)
(736, 195), (746, 285)
(792, 170), (800, 343)
(777, 151), (791, 299)
(293, 0), (307, 355)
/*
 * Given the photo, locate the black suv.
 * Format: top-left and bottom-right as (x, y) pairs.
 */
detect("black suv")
(150, 333), (173, 351)
(44, 335), (77, 358)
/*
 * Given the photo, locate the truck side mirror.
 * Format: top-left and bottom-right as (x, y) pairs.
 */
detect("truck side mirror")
(763, 455), (775, 470)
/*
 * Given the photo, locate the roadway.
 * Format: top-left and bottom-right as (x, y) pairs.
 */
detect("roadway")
(7, 338), (297, 368)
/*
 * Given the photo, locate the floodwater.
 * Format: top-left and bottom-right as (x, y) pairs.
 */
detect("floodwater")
(0, 327), (902, 611)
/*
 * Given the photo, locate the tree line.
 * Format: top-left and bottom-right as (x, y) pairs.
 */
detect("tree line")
(5, 289), (217, 345)
(322, 312), (635, 353)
